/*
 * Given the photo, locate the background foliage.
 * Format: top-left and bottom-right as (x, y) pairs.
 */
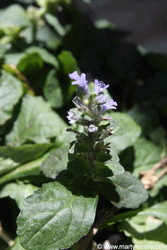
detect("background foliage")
(0, 0), (167, 249)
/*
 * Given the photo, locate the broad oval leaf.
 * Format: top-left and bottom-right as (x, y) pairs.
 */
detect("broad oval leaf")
(107, 112), (141, 154)
(17, 181), (98, 250)
(6, 94), (67, 146)
(0, 70), (23, 125)
(111, 172), (148, 208)
(98, 172), (148, 209)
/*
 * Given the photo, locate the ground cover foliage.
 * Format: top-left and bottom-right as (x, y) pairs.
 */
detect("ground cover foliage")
(0, 0), (167, 249)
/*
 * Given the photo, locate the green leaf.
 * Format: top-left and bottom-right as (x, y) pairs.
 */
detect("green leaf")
(58, 50), (79, 78)
(0, 143), (53, 176)
(120, 216), (167, 247)
(7, 237), (24, 250)
(98, 172), (148, 209)
(94, 161), (124, 178)
(0, 182), (37, 209)
(40, 147), (68, 179)
(45, 13), (66, 36)
(6, 94), (67, 146)
(106, 161), (125, 175)
(26, 46), (59, 68)
(58, 50), (80, 100)
(0, 70), (23, 125)
(134, 137), (162, 169)
(43, 69), (64, 108)
(36, 24), (62, 50)
(139, 201), (167, 225)
(68, 157), (91, 175)
(17, 181), (98, 250)
(132, 137), (162, 191)
(107, 112), (141, 154)
(0, 155), (47, 185)
(119, 202), (167, 247)
(4, 52), (26, 65)
(106, 201), (167, 228)
(111, 172), (148, 208)
(0, 4), (30, 27)
(17, 52), (43, 75)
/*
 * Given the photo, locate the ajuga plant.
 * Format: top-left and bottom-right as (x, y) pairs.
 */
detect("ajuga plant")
(17, 72), (148, 250)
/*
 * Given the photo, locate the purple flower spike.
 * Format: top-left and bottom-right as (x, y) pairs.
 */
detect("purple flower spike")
(69, 71), (88, 94)
(101, 99), (118, 114)
(95, 79), (109, 95)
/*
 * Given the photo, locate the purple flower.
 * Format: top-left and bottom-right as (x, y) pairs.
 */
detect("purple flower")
(88, 124), (98, 132)
(69, 71), (88, 94)
(95, 79), (109, 95)
(67, 111), (78, 124)
(100, 99), (118, 114)
(95, 94), (108, 104)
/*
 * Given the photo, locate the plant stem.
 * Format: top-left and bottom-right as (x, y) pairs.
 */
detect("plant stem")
(0, 223), (14, 247)
(78, 207), (118, 250)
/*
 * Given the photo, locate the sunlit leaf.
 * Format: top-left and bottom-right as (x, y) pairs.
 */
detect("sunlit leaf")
(6, 94), (67, 146)
(17, 181), (98, 250)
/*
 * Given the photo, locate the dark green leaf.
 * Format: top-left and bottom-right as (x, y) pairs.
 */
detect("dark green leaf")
(98, 172), (148, 209)
(17, 181), (98, 250)
(40, 147), (68, 179)
(17, 52), (43, 75)
(74, 142), (91, 153)
(58, 50), (79, 77)
(95, 151), (112, 162)
(107, 112), (141, 154)
(6, 94), (67, 146)
(111, 172), (148, 208)
(0, 70), (23, 125)
(58, 50), (80, 100)
(68, 157), (91, 175)
(94, 161), (124, 179)
(0, 182), (37, 209)
(0, 143), (53, 175)
(43, 69), (64, 108)
(26, 46), (59, 68)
